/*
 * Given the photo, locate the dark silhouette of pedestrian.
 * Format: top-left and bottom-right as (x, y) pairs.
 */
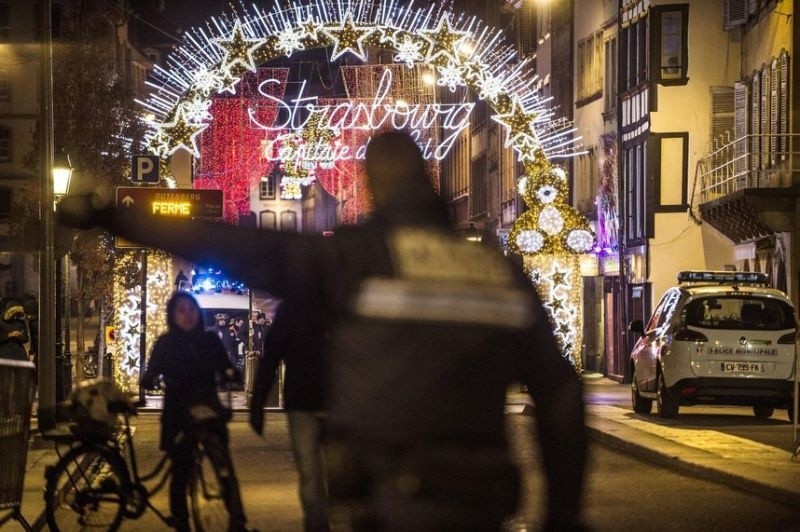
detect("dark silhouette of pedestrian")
(59, 131), (587, 530)
(0, 300), (29, 361)
(250, 301), (329, 531)
(141, 291), (248, 532)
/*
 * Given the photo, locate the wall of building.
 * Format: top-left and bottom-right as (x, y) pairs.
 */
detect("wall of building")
(739, 1), (794, 76)
(647, 0), (738, 300)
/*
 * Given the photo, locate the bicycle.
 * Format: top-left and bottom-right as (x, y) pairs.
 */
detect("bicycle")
(42, 388), (242, 531)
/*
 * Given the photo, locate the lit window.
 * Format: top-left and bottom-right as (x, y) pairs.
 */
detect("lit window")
(259, 173), (276, 199)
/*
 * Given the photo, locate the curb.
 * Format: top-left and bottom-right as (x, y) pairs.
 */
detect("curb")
(584, 421), (800, 510)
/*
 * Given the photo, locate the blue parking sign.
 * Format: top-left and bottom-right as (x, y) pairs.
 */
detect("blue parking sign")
(131, 155), (160, 184)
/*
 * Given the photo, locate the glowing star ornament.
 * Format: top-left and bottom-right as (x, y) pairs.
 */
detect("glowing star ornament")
(298, 16), (322, 40)
(213, 21), (263, 74)
(182, 96), (212, 123)
(321, 12), (374, 62)
(152, 108), (208, 157)
(419, 14), (469, 63)
(492, 97), (539, 148)
(217, 68), (243, 95)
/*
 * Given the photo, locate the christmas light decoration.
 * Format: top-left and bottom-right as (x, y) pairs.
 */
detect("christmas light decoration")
(111, 251), (171, 393)
(136, 0), (593, 364)
(524, 254), (583, 372)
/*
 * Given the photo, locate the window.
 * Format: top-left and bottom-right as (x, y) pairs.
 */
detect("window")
(577, 31), (604, 103)
(603, 37), (617, 112)
(280, 210), (297, 232)
(0, 187), (10, 219)
(652, 5), (689, 84)
(259, 173), (276, 199)
(0, 127), (10, 162)
(621, 18), (647, 91)
(624, 142), (647, 243)
(0, 3), (8, 41)
(0, 68), (9, 101)
(259, 210), (276, 230)
(469, 153), (487, 217)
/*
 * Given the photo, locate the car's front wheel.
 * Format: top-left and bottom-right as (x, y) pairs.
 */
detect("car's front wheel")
(631, 369), (653, 414)
(656, 372), (679, 418)
(753, 405), (774, 419)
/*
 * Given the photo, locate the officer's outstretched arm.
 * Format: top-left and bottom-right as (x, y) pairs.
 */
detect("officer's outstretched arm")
(517, 310), (587, 531)
(57, 194), (317, 299)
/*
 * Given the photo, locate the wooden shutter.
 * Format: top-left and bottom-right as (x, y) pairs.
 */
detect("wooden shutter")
(779, 51), (789, 159)
(751, 71), (759, 173)
(711, 86), (734, 145)
(723, 0), (748, 30)
(770, 58), (778, 165)
(760, 66), (769, 170)
(733, 81), (749, 186)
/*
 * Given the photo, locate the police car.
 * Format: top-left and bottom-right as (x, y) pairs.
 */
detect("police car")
(629, 271), (796, 419)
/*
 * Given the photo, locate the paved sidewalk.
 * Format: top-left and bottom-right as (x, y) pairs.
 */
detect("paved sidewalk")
(511, 375), (800, 510)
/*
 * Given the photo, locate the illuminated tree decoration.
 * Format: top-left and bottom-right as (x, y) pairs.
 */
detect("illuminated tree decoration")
(111, 251), (172, 393)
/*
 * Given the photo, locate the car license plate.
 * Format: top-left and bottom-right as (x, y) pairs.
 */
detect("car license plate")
(720, 362), (765, 373)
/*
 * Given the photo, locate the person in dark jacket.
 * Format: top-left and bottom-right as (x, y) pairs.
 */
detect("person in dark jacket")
(250, 301), (329, 532)
(141, 292), (248, 532)
(251, 313), (269, 357)
(0, 300), (29, 361)
(59, 131), (587, 531)
(213, 313), (239, 367)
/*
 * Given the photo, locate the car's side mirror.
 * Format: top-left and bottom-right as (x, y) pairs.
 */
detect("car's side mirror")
(629, 320), (645, 334)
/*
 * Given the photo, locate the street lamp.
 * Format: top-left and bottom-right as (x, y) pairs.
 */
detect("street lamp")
(52, 152), (73, 197)
(52, 152), (74, 402)
(465, 222), (482, 243)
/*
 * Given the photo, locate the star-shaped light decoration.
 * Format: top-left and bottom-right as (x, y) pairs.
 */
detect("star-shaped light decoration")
(217, 68), (243, 95)
(492, 97), (539, 148)
(213, 20), (263, 74)
(299, 16), (322, 41)
(151, 108), (208, 157)
(551, 268), (568, 287)
(419, 14), (469, 63)
(557, 322), (572, 337)
(550, 298), (564, 312)
(321, 12), (374, 62)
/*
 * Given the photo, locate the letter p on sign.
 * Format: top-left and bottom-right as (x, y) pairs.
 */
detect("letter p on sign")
(131, 155), (160, 184)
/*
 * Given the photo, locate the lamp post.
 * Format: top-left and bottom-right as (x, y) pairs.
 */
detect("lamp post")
(53, 153), (73, 401)
(465, 222), (483, 243)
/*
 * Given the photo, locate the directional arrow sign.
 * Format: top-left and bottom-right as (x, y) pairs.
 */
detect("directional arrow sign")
(115, 187), (223, 248)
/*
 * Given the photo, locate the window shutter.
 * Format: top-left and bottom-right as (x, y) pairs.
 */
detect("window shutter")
(711, 86), (735, 145)
(748, 0), (758, 16)
(779, 51), (789, 159)
(760, 66), (769, 170)
(750, 71), (759, 174)
(723, 0), (748, 30)
(519, 5), (534, 57)
(733, 81), (749, 186)
(770, 58), (778, 165)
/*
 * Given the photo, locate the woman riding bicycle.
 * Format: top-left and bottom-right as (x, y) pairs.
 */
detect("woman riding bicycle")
(142, 291), (249, 531)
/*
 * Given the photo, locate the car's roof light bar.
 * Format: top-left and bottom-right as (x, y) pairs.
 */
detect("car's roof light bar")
(677, 270), (770, 286)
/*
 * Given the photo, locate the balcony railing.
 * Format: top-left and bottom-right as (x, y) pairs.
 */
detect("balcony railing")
(694, 133), (799, 206)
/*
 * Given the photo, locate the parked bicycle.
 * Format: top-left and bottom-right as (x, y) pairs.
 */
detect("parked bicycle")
(42, 379), (240, 531)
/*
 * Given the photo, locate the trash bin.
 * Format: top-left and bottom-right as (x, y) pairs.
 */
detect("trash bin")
(244, 351), (259, 398)
(0, 359), (35, 531)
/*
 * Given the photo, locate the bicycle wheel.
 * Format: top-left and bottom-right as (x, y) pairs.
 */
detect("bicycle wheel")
(189, 435), (244, 532)
(45, 445), (130, 532)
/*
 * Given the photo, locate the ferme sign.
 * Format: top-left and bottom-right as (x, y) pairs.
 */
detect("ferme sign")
(115, 187), (223, 248)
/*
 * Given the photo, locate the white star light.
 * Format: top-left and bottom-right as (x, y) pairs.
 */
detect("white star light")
(212, 20), (263, 74)
(277, 27), (305, 57)
(321, 12), (374, 62)
(394, 35), (425, 67)
(437, 62), (465, 92)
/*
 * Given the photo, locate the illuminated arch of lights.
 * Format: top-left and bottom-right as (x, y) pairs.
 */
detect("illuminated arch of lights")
(136, 0), (594, 368)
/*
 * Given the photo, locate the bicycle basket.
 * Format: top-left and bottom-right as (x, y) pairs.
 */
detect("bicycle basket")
(66, 379), (128, 437)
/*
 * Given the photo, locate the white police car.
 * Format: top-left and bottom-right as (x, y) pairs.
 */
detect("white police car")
(630, 271), (796, 419)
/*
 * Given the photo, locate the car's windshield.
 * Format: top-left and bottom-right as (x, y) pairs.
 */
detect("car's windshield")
(684, 296), (795, 331)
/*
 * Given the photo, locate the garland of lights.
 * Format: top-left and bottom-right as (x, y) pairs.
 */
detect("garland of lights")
(111, 251), (172, 393)
(139, 0), (595, 366)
